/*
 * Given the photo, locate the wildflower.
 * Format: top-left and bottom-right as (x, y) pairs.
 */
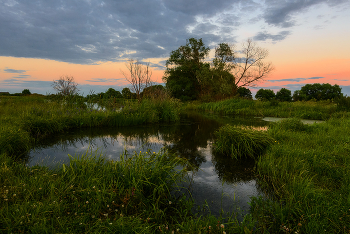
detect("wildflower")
(169, 201), (172, 205)
(13, 194), (16, 197)
(209, 226), (211, 230)
(80, 223), (82, 225)
(122, 205), (124, 208)
(107, 205), (109, 207)
(223, 232), (226, 234)
(120, 213), (123, 217)
(220, 224), (224, 228)
(104, 213), (108, 217)
(109, 223), (112, 225)
(93, 186), (95, 189)
(115, 209), (118, 212)
(86, 201), (89, 204)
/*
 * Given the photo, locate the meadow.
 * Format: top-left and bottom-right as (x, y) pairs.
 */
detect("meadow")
(1, 95), (350, 233)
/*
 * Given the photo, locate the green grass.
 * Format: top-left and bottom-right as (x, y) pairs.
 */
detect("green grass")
(1, 149), (230, 233)
(213, 125), (274, 159)
(0, 96), (181, 158)
(249, 118), (350, 233)
(190, 98), (348, 120)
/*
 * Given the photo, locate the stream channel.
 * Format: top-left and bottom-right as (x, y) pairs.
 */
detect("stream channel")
(28, 111), (272, 219)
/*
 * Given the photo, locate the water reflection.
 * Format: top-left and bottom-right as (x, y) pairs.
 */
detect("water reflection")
(28, 111), (270, 218)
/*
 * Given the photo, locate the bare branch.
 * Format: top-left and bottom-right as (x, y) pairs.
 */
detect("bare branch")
(121, 59), (153, 101)
(52, 75), (79, 96)
(233, 39), (275, 88)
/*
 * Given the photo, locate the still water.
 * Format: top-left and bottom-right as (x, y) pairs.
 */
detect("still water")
(28, 111), (270, 218)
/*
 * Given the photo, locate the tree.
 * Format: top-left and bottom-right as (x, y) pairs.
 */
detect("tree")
(52, 75), (79, 96)
(163, 38), (210, 101)
(294, 83), (342, 101)
(122, 87), (133, 99)
(233, 39), (274, 88)
(22, 89), (31, 95)
(255, 89), (275, 101)
(104, 88), (123, 99)
(142, 85), (168, 99)
(122, 59), (153, 101)
(237, 87), (252, 99)
(276, 88), (292, 102)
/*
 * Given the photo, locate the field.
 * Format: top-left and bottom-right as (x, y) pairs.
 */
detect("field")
(1, 95), (350, 233)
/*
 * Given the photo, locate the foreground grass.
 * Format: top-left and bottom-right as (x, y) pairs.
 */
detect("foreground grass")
(0, 150), (244, 233)
(188, 98), (349, 120)
(249, 118), (350, 233)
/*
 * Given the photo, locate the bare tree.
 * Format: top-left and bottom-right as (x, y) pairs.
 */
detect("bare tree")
(233, 39), (274, 88)
(52, 75), (79, 96)
(121, 59), (153, 101)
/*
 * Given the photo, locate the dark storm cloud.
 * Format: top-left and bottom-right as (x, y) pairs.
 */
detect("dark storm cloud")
(263, 0), (348, 28)
(4, 69), (27, 73)
(0, 0), (241, 64)
(253, 31), (290, 42)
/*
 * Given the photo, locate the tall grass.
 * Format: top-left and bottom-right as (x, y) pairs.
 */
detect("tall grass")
(0, 96), (181, 158)
(191, 98), (342, 120)
(250, 117), (350, 233)
(213, 125), (274, 159)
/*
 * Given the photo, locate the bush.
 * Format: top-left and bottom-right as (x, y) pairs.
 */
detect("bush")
(255, 89), (275, 101)
(336, 96), (350, 111)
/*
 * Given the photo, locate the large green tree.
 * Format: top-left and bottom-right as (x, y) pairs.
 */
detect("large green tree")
(293, 83), (342, 101)
(163, 38), (210, 101)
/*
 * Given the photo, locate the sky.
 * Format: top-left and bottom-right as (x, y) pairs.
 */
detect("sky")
(1, 0), (350, 96)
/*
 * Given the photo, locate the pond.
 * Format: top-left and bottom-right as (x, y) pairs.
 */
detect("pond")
(27, 111), (271, 219)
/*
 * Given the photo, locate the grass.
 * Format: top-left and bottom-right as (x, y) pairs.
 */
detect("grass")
(1, 149), (238, 233)
(249, 117), (350, 233)
(0, 96), (181, 158)
(213, 125), (274, 159)
(189, 98), (350, 120)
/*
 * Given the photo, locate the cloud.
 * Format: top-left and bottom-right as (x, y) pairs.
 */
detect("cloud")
(262, 0), (349, 28)
(4, 69), (27, 73)
(0, 0), (241, 64)
(13, 75), (31, 79)
(86, 78), (124, 83)
(0, 0), (347, 65)
(268, 77), (324, 83)
(253, 31), (290, 42)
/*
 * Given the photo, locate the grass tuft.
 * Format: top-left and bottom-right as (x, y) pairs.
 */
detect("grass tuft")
(213, 125), (274, 159)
